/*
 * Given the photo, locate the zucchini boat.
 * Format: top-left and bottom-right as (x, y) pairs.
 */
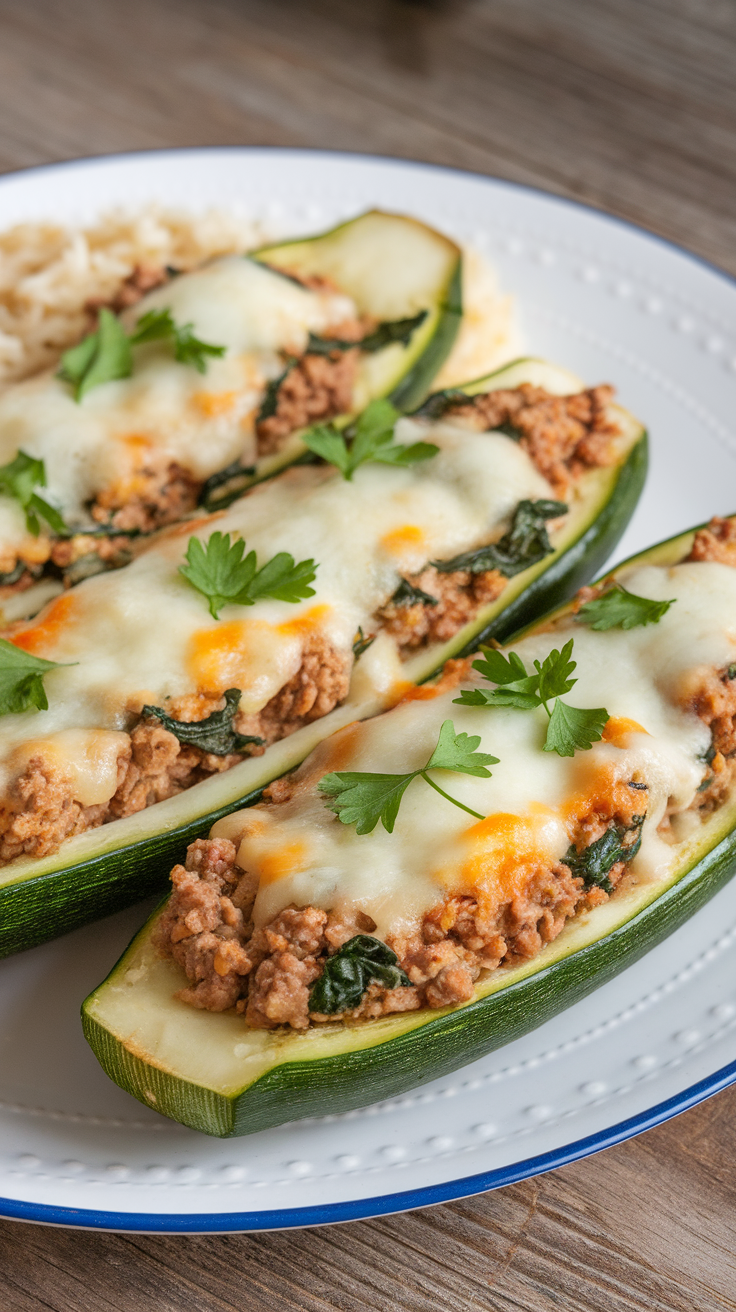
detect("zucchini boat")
(0, 359), (645, 956)
(0, 211), (461, 617)
(83, 514), (736, 1136)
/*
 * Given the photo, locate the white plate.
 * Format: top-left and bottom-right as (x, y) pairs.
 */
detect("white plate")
(0, 148), (735, 1233)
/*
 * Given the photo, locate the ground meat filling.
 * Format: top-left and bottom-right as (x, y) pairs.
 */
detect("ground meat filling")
(372, 383), (620, 657)
(445, 383), (619, 497)
(156, 777), (645, 1031)
(375, 565), (506, 655)
(89, 460), (202, 534)
(0, 635), (351, 865)
(255, 347), (360, 455)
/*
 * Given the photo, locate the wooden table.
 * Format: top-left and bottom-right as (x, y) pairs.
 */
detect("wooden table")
(1, 1), (735, 1306)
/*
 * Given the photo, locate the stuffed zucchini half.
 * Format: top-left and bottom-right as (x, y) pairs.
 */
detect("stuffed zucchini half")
(0, 211), (462, 619)
(84, 514), (736, 1136)
(0, 360), (644, 956)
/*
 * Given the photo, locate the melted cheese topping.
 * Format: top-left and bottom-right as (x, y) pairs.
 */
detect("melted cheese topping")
(213, 560), (736, 939)
(0, 257), (356, 549)
(0, 420), (553, 781)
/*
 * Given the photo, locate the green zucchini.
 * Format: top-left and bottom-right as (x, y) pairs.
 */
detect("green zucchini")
(0, 359), (646, 957)
(82, 511), (726, 1145)
(245, 210), (464, 488)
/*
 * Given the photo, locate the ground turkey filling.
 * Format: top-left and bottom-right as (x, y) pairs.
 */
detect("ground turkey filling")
(0, 632), (350, 865)
(158, 524), (736, 1031)
(373, 383), (620, 656)
(0, 382), (621, 862)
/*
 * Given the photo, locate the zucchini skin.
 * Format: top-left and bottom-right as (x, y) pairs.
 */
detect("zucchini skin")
(0, 432), (646, 959)
(82, 814), (736, 1137)
(388, 263), (462, 413)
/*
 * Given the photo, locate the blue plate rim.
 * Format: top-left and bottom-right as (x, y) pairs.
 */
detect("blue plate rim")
(0, 145), (734, 1232)
(1, 1055), (735, 1231)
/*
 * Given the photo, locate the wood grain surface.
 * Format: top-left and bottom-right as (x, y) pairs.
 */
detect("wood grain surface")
(0, 1), (735, 1308)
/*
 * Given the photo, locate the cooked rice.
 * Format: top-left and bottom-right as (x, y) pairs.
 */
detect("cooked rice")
(0, 207), (261, 386)
(0, 206), (518, 391)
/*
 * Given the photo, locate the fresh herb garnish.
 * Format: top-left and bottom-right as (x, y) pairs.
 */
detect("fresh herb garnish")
(58, 306), (225, 401)
(58, 308), (132, 401)
(130, 308), (226, 373)
(141, 688), (264, 756)
(309, 934), (411, 1015)
(319, 719), (498, 835)
(390, 578), (438, 607)
(306, 309), (428, 357)
(0, 639), (71, 715)
(180, 531), (317, 620)
(0, 451), (67, 536)
(577, 584), (675, 631)
(302, 398), (439, 481)
(454, 639), (609, 757)
(432, 499), (567, 578)
(352, 627), (376, 658)
(563, 818), (645, 894)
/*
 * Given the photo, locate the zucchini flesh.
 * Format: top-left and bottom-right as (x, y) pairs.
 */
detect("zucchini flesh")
(249, 210), (463, 484)
(0, 359), (646, 956)
(86, 521), (733, 1145)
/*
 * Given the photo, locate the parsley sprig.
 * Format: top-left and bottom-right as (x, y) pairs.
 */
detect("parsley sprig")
(129, 308), (226, 372)
(302, 399), (439, 481)
(576, 583), (675, 631)
(58, 306), (225, 401)
(319, 719), (498, 834)
(0, 452), (67, 536)
(454, 639), (609, 757)
(180, 531), (318, 620)
(0, 639), (71, 715)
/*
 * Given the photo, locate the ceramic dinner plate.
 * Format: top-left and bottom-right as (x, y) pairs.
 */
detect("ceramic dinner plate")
(0, 148), (735, 1233)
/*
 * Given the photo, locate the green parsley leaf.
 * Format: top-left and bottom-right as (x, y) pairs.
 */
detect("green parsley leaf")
(544, 700), (610, 757)
(535, 639), (577, 706)
(58, 308), (132, 401)
(425, 718), (499, 776)
(432, 499), (567, 578)
(130, 307), (226, 374)
(319, 718), (497, 835)
(180, 531), (317, 619)
(577, 583), (675, 631)
(453, 638), (610, 757)
(302, 398), (438, 481)
(0, 639), (70, 715)
(309, 934), (411, 1014)
(319, 770), (417, 835)
(141, 687), (264, 756)
(0, 451), (67, 536)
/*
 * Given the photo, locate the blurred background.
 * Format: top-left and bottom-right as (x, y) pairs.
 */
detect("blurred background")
(0, 0), (734, 272)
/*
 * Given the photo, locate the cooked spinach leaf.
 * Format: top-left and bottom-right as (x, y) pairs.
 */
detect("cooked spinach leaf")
(199, 459), (257, 511)
(410, 387), (469, 420)
(390, 577), (438, 607)
(306, 309), (428, 357)
(256, 356), (298, 424)
(309, 934), (411, 1014)
(563, 818), (645, 894)
(432, 499), (567, 577)
(141, 688), (264, 756)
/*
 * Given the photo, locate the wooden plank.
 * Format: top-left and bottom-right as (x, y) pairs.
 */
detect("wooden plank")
(0, 0), (735, 1307)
